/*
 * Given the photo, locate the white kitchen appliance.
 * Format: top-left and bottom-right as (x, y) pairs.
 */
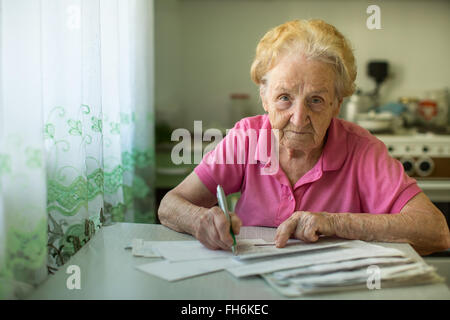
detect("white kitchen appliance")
(376, 131), (450, 203)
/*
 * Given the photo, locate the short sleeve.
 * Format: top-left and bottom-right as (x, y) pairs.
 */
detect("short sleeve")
(193, 120), (248, 196)
(357, 139), (422, 213)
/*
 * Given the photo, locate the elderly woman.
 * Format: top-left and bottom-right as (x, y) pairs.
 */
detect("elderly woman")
(158, 19), (450, 256)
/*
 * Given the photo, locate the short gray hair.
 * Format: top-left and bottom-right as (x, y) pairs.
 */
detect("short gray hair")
(251, 19), (357, 100)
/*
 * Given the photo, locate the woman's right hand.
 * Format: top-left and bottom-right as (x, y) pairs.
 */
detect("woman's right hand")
(194, 206), (242, 251)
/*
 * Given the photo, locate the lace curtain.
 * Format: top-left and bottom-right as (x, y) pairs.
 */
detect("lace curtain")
(0, 0), (155, 299)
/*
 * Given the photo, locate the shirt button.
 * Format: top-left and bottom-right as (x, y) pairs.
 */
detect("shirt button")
(289, 195), (293, 201)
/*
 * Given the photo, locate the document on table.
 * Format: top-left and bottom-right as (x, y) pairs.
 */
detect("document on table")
(235, 238), (351, 260)
(262, 262), (442, 296)
(151, 237), (350, 262)
(130, 227), (444, 294)
(136, 258), (241, 281)
(271, 256), (414, 280)
(226, 240), (407, 278)
(151, 239), (267, 261)
(286, 262), (434, 287)
(236, 226), (279, 242)
(133, 237), (353, 281)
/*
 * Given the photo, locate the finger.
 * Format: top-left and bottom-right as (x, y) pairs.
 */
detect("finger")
(230, 213), (242, 235)
(199, 238), (221, 250)
(274, 221), (285, 241)
(303, 225), (319, 242)
(275, 212), (301, 241)
(197, 216), (223, 250)
(195, 212), (219, 250)
(293, 214), (317, 242)
(212, 209), (234, 249)
(199, 209), (230, 250)
(211, 233), (230, 251)
(275, 218), (297, 248)
(292, 222), (305, 242)
(210, 220), (232, 250)
(204, 223), (230, 251)
(197, 226), (223, 250)
(295, 213), (320, 242)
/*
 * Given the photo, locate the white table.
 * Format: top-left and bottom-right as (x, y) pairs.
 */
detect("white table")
(28, 223), (450, 300)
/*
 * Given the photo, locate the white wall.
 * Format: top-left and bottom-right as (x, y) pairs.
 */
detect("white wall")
(155, 0), (450, 130)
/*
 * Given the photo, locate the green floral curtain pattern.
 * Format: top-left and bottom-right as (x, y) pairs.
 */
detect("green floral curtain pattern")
(0, 0), (155, 299)
(0, 136), (48, 299)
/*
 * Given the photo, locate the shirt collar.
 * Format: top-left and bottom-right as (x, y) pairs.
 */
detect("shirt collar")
(253, 114), (274, 166)
(254, 116), (347, 171)
(321, 117), (348, 171)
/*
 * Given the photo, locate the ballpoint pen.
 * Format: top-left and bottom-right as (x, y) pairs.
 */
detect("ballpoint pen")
(216, 185), (237, 255)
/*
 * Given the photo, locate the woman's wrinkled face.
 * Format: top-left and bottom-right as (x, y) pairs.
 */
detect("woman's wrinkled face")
(260, 54), (341, 152)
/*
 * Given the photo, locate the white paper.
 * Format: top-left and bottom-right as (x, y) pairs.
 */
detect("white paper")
(152, 239), (267, 262)
(262, 266), (443, 296)
(262, 258), (442, 297)
(236, 238), (351, 260)
(236, 226), (278, 242)
(152, 237), (350, 262)
(131, 238), (162, 258)
(135, 258), (241, 281)
(287, 263), (432, 287)
(268, 262), (440, 296)
(226, 241), (406, 278)
(272, 256), (414, 280)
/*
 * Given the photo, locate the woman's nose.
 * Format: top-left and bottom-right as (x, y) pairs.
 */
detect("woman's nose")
(290, 100), (308, 127)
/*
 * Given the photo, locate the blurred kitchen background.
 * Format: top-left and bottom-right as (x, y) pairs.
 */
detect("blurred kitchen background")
(153, 0), (450, 251)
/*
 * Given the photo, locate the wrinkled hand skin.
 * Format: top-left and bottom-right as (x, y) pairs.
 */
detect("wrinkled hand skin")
(194, 206), (242, 251)
(275, 211), (335, 247)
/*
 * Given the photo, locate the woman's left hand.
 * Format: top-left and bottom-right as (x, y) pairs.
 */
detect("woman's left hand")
(275, 211), (336, 247)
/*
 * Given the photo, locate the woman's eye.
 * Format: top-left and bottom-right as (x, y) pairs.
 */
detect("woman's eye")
(275, 95), (291, 110)
(310, 97), (323, 104)
(278, 95), (290, 102)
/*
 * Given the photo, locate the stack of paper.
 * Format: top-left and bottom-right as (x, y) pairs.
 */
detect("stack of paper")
(262, 260), (441, 296)
(225, 240), (405, 277)
(130, 236), (443, 296)
(132, 237), (350, 281)
(133, 239), (263, 281)
(225, 240), (442, 296)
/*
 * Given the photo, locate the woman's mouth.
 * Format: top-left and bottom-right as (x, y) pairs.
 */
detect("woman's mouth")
(285, 130), (312, 135)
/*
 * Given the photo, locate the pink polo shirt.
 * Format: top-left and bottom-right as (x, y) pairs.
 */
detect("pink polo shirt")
(194, 114), (422, 227)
